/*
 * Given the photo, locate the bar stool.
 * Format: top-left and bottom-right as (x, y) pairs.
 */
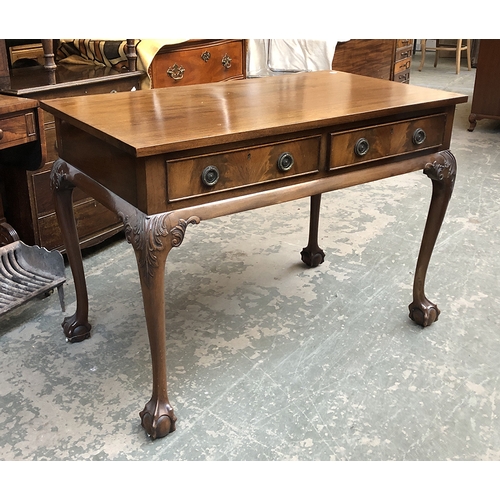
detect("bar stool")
(419, 39), (471, 74)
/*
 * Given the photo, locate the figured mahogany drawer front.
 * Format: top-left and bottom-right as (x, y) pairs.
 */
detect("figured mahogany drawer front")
(150, 40), (245, 88)
(167, 136), (321, 201)
(329, 114), (447, 170)
(0, 112), (37, 150)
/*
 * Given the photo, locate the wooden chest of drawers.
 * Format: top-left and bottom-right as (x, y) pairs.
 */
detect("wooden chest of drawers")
(148, 39), (246, 89)
(332, 39), (413, 83)
(0, 65), (142, 251)
(0, 94), (45, 245)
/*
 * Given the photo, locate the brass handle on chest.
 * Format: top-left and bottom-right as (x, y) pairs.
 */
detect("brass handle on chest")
(167, 63), (185, 81)
(412, 128), (427, 146)
(201, 165), (220, 187)
(277, 152), (294, 172)
(354, 138), (370, 157)
(222, 54), (232, 69)
(0, 129), (3, 140)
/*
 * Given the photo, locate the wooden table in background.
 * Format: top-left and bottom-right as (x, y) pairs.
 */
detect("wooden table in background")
(41, 71), (467, 439)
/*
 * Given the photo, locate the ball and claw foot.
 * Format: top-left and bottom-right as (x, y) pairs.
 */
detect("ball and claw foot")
(62, 313), (91, 343)
(140, 398), (177, 440)
(408, 299), (440, 327)
(300, 247), (325, 268)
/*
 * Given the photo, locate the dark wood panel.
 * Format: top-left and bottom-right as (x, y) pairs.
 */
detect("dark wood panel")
(332, 39), (396, 80)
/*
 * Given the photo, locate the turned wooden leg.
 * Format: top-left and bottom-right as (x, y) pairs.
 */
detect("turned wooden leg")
(50, 159), (91, 342)
(121, 210), (200, 439)
(409, 150), (457, 327)
(301, 193), (325, 267)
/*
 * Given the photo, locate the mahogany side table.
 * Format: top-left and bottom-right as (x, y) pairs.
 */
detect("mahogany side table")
(41, 71), (467, 439)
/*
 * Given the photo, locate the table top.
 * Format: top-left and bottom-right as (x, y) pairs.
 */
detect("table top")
(41, 70), (467, 158)
(0, 93), (38, 114)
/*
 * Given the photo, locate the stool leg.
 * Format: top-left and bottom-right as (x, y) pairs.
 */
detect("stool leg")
(466, 39), (471, 70)
(455, 39), (462, 74)
(418, 39), (427, 71)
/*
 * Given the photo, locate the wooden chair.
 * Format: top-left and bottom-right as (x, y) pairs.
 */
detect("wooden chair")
(418, 39), (471, 74)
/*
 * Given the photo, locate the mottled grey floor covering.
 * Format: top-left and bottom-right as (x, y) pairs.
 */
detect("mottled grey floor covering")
(1, 56), (499, 461)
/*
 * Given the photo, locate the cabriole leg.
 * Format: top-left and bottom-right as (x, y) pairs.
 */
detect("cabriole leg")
(409, 150), (457, 327)
(121, 210), (199, 439)
(50, 159), (91, 343)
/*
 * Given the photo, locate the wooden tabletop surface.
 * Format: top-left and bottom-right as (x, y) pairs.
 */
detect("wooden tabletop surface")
(40, 70), (468, 158)
(0, 93), (38, 114)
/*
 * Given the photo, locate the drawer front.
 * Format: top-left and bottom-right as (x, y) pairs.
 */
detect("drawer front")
(329, 114), (447, 170)
(394, 57), (412, 75)
(396, 39), (413, 49)
(36, 198), (122, 250)
(0, 112), (37, 150)
(167, 135), (321, 202)
(394, 70), (411, 84)
(32, 167), (97, 216)
(150, 40), (245, 88)
(395, 46), (413, 62)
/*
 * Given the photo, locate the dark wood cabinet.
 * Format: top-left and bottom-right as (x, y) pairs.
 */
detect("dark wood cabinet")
(332, 39), (413, 83)
(0, 94), (45, 246)
(0, 63), (142, 251)
(468, 39), (500, 131)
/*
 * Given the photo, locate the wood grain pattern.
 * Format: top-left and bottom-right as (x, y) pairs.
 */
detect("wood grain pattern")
(44, 70), (466, 158)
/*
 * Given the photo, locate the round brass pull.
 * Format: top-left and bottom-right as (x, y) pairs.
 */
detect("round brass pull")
(222, 54), (232, 69)
(0, 129), (3, 140)
(412, 128), (427, 146)
(167, 63), (185, 81)
(354, 138), (370, 157)
(277, 152), (294, 172)
(201, 165), (220, 187)
(201, 51), (211, 62)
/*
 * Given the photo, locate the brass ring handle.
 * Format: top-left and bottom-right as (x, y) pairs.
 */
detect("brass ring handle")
(412, 128), (427, 146)
(277, 152), (294, 172)
(201, 165), (220, 187)
(354, 138), (370, 157)
(222, 54), (232, 69)
(167, 63), (185, 81)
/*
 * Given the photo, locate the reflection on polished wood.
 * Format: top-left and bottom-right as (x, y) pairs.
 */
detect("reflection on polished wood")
(42, 71), (467, 439)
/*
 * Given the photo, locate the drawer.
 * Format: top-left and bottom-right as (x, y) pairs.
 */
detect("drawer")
(394, 70), (411, 84)
(0, 111), (37, 150)
(32, 167), (97, 216)
(36, 197), (122, 250)
(394, 57), (412, 75)
(395, 46), (413, 62)
(150, 40), (245, 88)
(167, 135), (321, 202)
(396, 39), (413, 49)
(329, 114), (447, 170)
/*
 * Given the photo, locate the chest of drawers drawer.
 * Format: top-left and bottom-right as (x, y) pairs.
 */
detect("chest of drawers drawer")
(166, 135), (321, 202)
(329, 114), (447, 170)
(0, 111), (37, 149)
(149, 39), (245, 89)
